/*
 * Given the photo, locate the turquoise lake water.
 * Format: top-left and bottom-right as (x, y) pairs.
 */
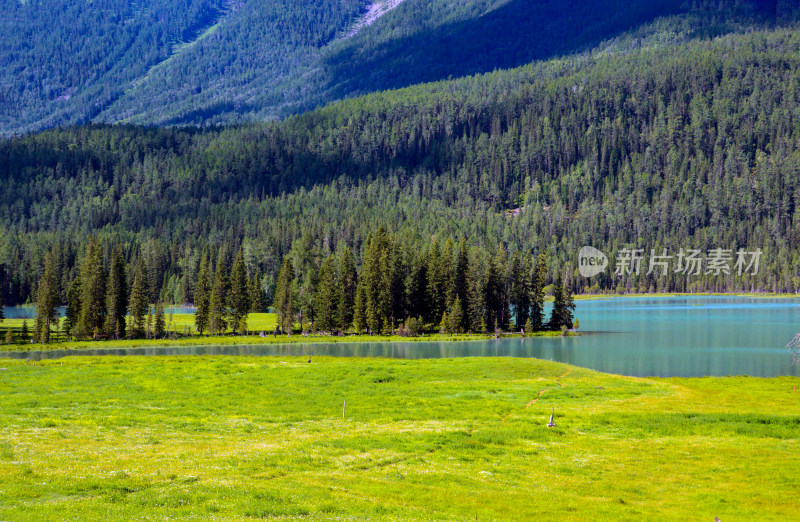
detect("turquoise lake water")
(2, 296), (799, 377)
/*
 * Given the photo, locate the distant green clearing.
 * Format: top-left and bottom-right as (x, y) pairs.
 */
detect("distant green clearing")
(0, 356), (797, 520)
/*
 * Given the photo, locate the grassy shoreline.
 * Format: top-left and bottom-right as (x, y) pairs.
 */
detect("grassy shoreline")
(0, 355), (797, 520)
(0, 330), (574, 353)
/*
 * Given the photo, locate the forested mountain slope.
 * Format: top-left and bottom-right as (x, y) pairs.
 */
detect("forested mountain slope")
(1, 0), (794, 133)
(3, 28), (800, 304)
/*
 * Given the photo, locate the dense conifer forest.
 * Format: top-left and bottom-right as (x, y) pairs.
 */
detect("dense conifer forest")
(4, 25), (800, 309)
(21, 227), (575, 342)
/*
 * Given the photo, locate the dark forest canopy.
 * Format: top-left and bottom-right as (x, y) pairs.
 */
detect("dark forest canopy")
(3, 28), (800, 305)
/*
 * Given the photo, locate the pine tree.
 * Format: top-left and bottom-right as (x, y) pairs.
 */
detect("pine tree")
(337, 246), (357, 331)
(229, 250), (250, 334)
(78, 239), (106, 339)
(273, 257), (296, 335)
(530, 252), (547, 331)
(35, 250), (60, 343)
(128, 262), (148, 339)
(209, 254), (230, 335)
(194, 253), (211, 335)
(154, 301), (166, 338)
(104, 248), (128, 339)
(315, 255), (337, 331)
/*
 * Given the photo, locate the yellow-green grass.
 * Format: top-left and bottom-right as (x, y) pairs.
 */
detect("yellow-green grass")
(0, 355), (797, 520)
(0, 331), (568, 352)
(0, 312), (277, 335)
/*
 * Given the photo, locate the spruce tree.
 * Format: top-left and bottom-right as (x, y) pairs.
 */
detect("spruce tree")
(249, 272), (263, 314)
(194, 253), (211, 335)
(128, 262), (148, 338)
(35, 250), (60, 343)
(448, 296), (464, 334)
(104, 248), (128, 339)
(209, 255), (230, 335)
(64, 275), (81, 337)
(353, 276), (367, 334)
(315, 255), (336, 331)
(454, 239), (469, 331)
(363, 229), (391, 333)
(229, 250), (250, 334)
(426, 238), (445, 323)
(78, 239), (106, 339)
(337, 246), (357, 331)
(530, 253), (547, 331)
(154, 301), (166, 338)
(509, 250), (530, 329)
(467, 251), (486, 333)
(548, 274), (576, 331)
(273, 257), (296, 335)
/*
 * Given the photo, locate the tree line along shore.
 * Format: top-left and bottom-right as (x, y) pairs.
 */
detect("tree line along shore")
(0, 227), (577, 346)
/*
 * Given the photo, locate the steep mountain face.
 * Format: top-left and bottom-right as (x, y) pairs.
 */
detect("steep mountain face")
(0, 0), (790, 134)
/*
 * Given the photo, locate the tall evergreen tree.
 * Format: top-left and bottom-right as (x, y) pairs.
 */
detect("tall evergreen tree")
(315, 255), (337, 331)
(273, 257), (296, 335)
(337, 246), (357, 331)
(405, 255), (428, 320)
(249, 272), (264, 314)
(363, 229), (391, 333)
(35, 250), (60, 343)
(466, 251), (486, 333)
(154, 301), (166, 338)
(209, 254), (230, 335)
(548, 274), (576, 331)
(454, 239), (470, 331)
(64, 275), (81, 337)
(353, 276), (367, 334)
(104, 248), (128, 339)
(426, 238), (445, 323)
(194, 253), (212, 335)
(78, 239), (106, 339)
(229, 250), (250, 334)
(530, 253), (548, 331)
(509, 250), (530, 329)
(128, 262), (148, 339)
(448, 295), (465, 334)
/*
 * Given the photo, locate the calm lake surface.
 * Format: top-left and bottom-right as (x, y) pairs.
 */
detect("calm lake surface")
(2, 297), (799, 377)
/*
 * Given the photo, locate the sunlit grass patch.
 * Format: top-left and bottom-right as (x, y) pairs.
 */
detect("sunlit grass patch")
(0, 356), (797, 520)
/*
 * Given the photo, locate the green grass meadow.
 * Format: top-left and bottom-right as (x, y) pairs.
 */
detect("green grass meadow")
(0, 355), (798, 520)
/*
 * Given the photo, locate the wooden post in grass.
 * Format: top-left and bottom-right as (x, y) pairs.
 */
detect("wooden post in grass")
(343, 400), (346, 418)
(547, 408), (556, 428)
